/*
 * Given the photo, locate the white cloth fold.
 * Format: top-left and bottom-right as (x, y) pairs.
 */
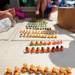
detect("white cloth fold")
(0, 18), (12, 32)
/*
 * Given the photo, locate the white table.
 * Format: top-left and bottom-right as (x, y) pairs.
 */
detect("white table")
(0, 20), (75, 75)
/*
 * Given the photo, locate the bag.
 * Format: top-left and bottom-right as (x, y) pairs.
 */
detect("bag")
(15, 8), (27, 19)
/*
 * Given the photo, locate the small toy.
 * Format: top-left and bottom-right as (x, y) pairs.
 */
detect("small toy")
(60, 46), (64, 51)
(59, 67), (65, 75)
(28, 47), (32, 53)
(25, 47), (29, 53)
(51, 47), (55, 53)
(28, 65), (36, 74)
(65, 67), (72, 75)
(36, 47), (40, 53)
(52, 41), (56, 45)
(48, 41), (51, 45)
(41, 41), (46, 45)
(31, 47), (35, 53)
(43, 48), (48, 53)
(42, 67), (49, 75)
(37, 41), (41, 45)
(41, 47), (45, 53)
(13, 67), (20, 75)
(31, 41), (36, 45)
(56, 46), (60, 52)
(47, 47), (51, 52)
(21, 64), (28, 73)
(36, 66), (43, 74)
(51, 67), (59, 75)
(4, 67), (12, 75)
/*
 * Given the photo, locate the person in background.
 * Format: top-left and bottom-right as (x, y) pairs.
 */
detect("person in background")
(35, 0), (53, 20)
(58, 0), (65, 7)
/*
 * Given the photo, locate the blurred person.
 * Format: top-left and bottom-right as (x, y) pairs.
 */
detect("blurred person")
(35, 0), (53, 20)
(58, 0), (65, 6)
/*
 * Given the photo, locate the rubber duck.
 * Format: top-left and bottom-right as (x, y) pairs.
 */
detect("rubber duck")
(37, 41), (41, 45)
(60, 46), (64, 52)
(43, 48), (48, 53)
(65, 67), (72, 75)
(59, 67), (65, 75)
(13, 67), (20, 75)
(52, 41), (56, 45)
(31, 47), (35, 53)
(51, 67), (59, 75)
(51, 47), (55, 53)
(56, 46), (59, 52)
(36, 66), (43, 74)
(48, 41), (51, 45)
(47, 47), (51, 52)
(28, 65), (35, 74)
(25, 47), (29, 53)
(40, 41), (42, 45)
(36, 47), (40, 53)
(41, 47), (45, 53)
(42, 67), (49, 75)
(4, 67), (12, 75)
(21, 64), (28, 73)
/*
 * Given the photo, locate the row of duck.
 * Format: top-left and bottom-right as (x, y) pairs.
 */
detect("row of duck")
(20, 33), (57, 38)
(24, 40), (63, 53)
(24, 45), (63, 53)
(30, 40), (63, 46)
(19, 28), (57, 34)
(4, 64), (72, 75)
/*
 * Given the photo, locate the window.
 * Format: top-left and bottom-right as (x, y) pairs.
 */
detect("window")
(10, 0), (37, 11)
(65, 0), (75, 6)
(19, 0), (37, 7)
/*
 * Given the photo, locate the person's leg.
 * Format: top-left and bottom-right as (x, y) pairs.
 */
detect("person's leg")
(41, 0), (47, 17)
(48, 9), (52, 20)
(48, 5), (58, 21)
(44, 3), (52, 20)
(35, 0), (42, 15)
